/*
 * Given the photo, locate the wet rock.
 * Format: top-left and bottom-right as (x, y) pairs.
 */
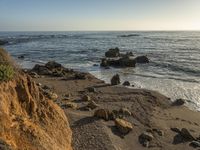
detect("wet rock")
(45, 61), (62, 69)
(135, 55), (149, 63)
(139, 132), (154, 147)
(86, 101), (99, 110)
(87, 87), (96, 93)
(94, 109), (111, 121)
(18, 55), (25, 59)
(62, 102), (78, 109)
(189, 141), (200, 148)
(118, 56), (136, 67)
(105, 47), (120, 57)
(111, 74), (120, 85)
(172, 99), (185, 106)
(123, 81), (131, 86)
(82, 95), (91, 101)
(0, 40), (8, 45)
(115, 118), (133, 134)
(93, 64), (98, 66)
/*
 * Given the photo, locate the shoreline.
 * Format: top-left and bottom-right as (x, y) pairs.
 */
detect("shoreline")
(29, 61), (200, 150)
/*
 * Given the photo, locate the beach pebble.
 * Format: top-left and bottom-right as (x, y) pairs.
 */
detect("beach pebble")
(115, 118), (133, 134)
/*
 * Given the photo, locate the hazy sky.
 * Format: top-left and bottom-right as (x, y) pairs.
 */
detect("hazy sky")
(0, 0), (200, 31)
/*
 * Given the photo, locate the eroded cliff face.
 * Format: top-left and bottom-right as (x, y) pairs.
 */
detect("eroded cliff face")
(0, 73), (72, 150)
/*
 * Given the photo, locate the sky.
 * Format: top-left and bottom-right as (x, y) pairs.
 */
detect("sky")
(0, 0), (200, 31)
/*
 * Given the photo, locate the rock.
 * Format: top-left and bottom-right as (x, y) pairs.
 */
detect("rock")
(93, 64), (98, 66)
(0, 40), (8, 45)
(36, 83), (42, 86)
(94, 109), (111, 121)
(180, 128), (195, 141)
(123, 81), (131, 86)
(18, 55), (25, 59)
(74, 73), (87, 80)
(82, 95), (91, 101)
(45, 61), (62, 69)
(171, 128), (180, 133)
(189, 141), (200, 148)
(105, 47), (120, 57)
(172, 99), (185, 106)
(152, 129), (164, 136)
(42, 85), (52, 90)
(119, 108), (132, 117)
(32, 64), (52, 75)
(139, 132), (154, 147)
(100, 58), (109, 67)
(115, 118), (133, 134)
(62, 102), (78, 109)
(118, 56), (136, 67)
(111, 74), (120, 85)
(29, 72), (40, 78)
(87, 87), (96, 93)
(135, 55), (149, 63)
(86, 101), (99, 110)
(45, 91), (58, 100)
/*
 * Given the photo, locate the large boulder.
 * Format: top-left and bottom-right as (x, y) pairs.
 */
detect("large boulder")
(118, 56), (136, 67)
(45, 61), (62, 69)
(105, 47), (120, 57)
(111, 74), (120, 85)
(31, 64), (52, 75)
(135, 55), (149, 63)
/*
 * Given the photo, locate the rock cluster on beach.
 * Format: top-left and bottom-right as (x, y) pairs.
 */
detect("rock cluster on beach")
(100, 47), (149, 68)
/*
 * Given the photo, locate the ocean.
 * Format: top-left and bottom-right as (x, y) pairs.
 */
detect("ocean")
(0, 31), (200, 110)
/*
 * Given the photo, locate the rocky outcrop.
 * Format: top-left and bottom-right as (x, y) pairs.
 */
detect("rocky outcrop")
(101, 48), (149, 68)
(105, 47), (120, 57)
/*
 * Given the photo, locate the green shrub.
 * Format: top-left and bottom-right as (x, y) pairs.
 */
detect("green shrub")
(0, 64), (14, 81)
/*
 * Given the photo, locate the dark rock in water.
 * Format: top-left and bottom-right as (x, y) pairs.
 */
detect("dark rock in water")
(101, 57), (136, 68)
(135, 55), (149, 63)
(93, 64), (98, 66)
(172, 99), (185, 106)
(105, 47), (120, 57)
(119, 34), (140, 37)
(189, 141), (200, 148)
(45, 61), (62, 69)
(0, 40), (8, 45)
(18, 55), (25, 59)
(118, 56), (136, 67)
(123, 81), (131, 86)
(111, 74), (120, 85)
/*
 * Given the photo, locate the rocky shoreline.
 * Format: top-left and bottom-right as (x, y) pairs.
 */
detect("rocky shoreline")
(30, 60), (200, 150)
(1, 48), (200, 150)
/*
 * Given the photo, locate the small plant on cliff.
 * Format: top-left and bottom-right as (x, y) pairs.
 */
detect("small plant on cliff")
(0, 64), (14, 81)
